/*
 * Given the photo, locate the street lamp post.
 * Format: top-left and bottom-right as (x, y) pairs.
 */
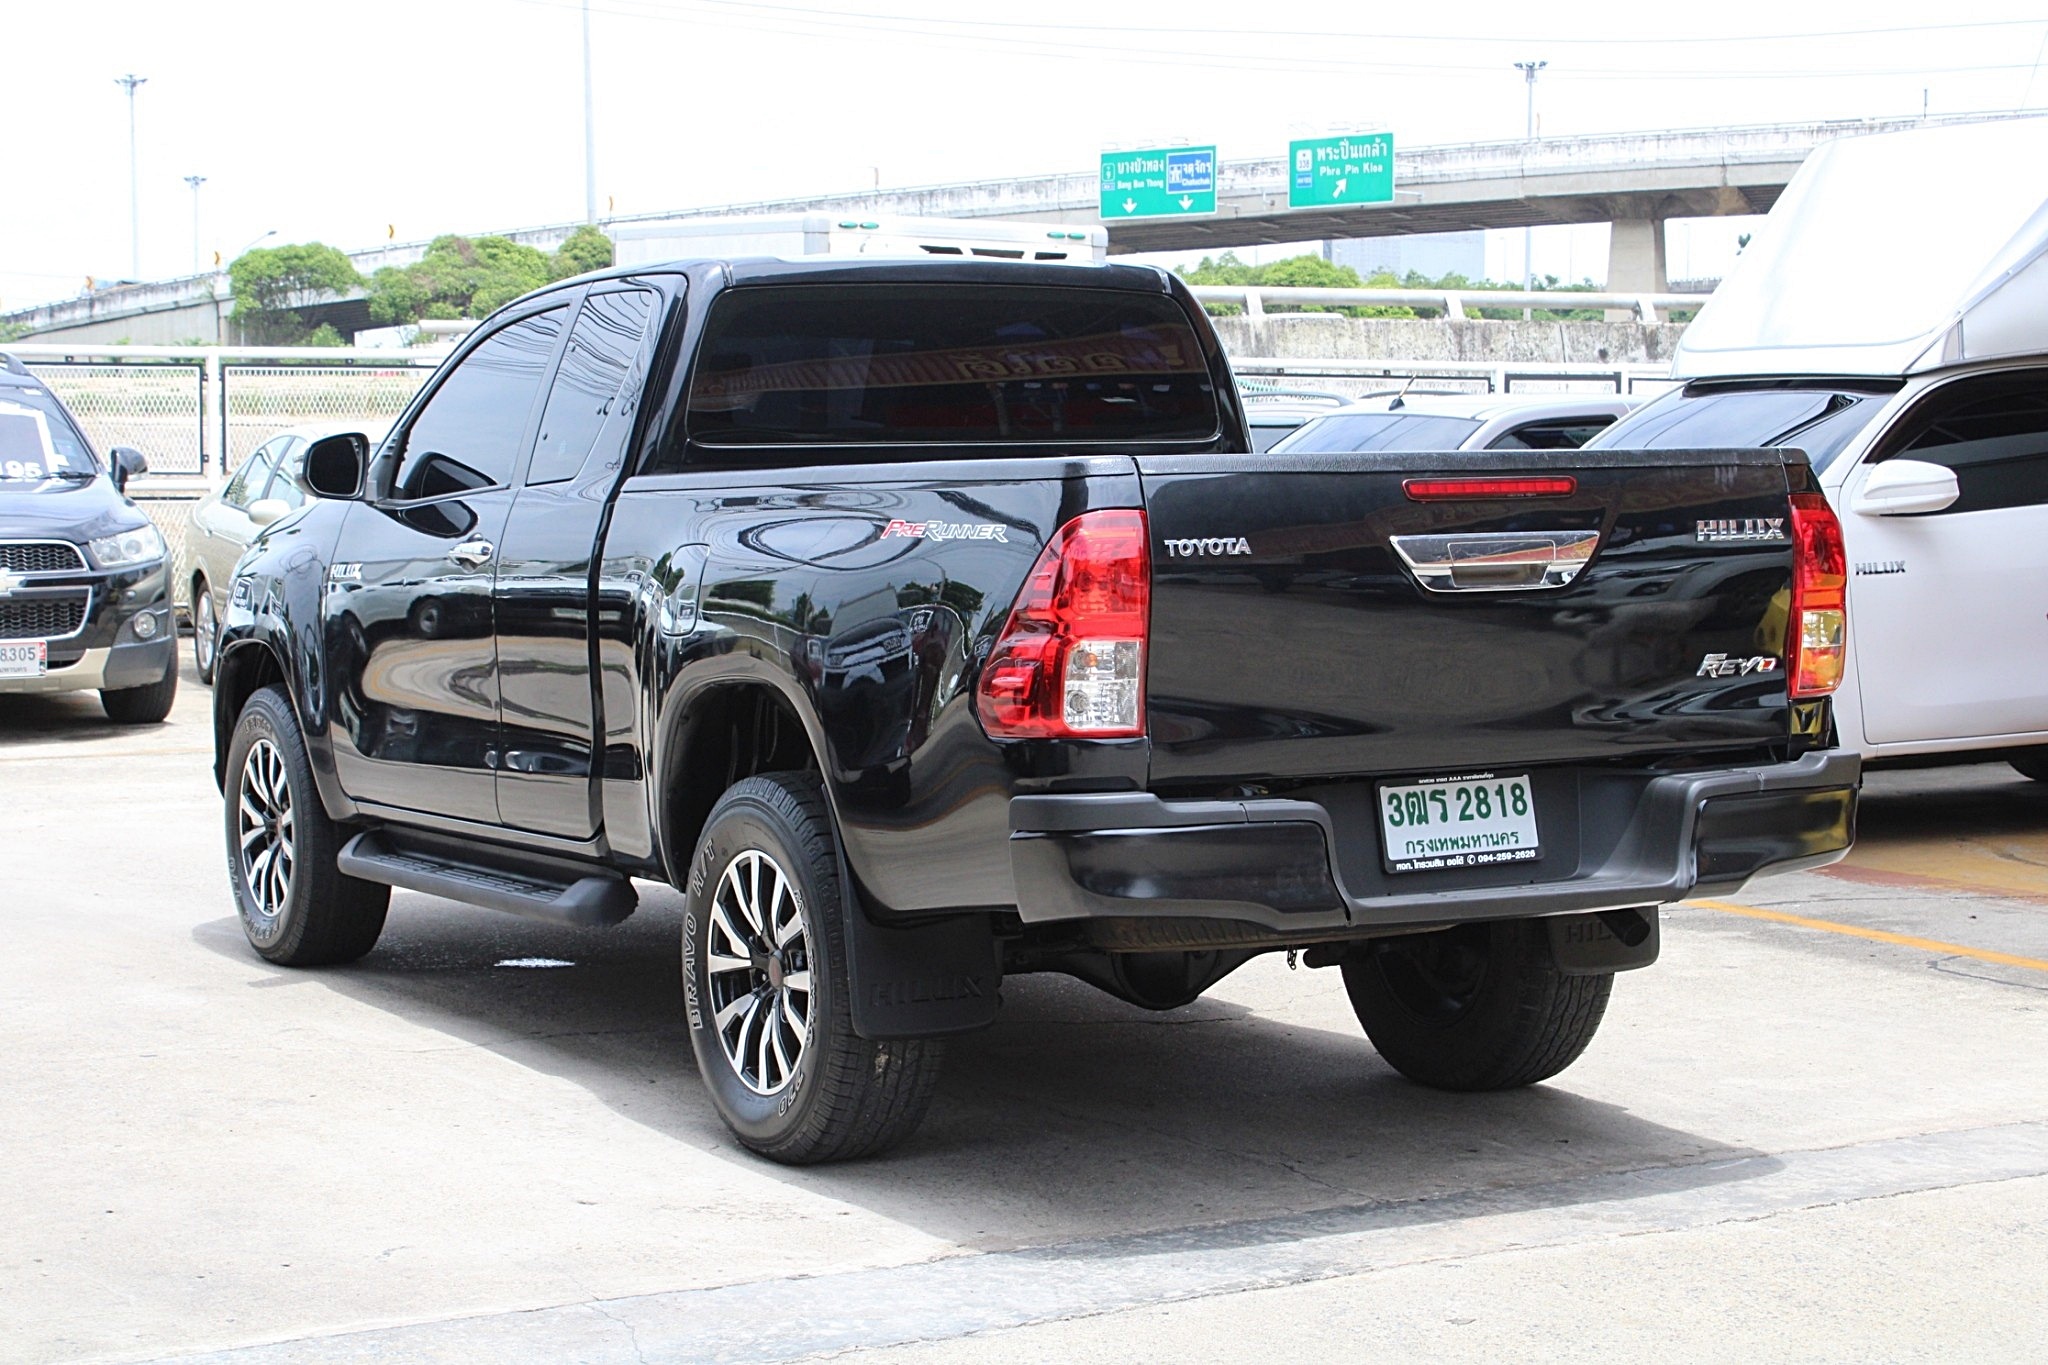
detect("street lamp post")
(582, 0), (596, 223)
(184, 176), (207, 275)
(1513, 59), (1546, 315)
(116, 74), (148, 281)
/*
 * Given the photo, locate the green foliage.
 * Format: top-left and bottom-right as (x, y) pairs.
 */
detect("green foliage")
(1179, 253), (1616, 323)
(367, 230), (616, 326)
(1177, 252), (1413, 317)
(303, 324), (346, 347)
(551, 225), (615, 280)
(229, 242), (362, 344)
(0, 320), (28, 343)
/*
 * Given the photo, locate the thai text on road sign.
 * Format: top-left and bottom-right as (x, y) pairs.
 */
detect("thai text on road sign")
(1100, 146), (1217, 218)
(1288, 134), (1395, 208)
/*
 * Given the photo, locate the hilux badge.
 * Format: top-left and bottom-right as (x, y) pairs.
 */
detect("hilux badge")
(1696, 517), (1787, 544)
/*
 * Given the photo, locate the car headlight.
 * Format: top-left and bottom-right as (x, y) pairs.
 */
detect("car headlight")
(89, 524), (166, 569)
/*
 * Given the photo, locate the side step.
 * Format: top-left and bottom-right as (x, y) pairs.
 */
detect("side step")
(337, 830), (637, 928)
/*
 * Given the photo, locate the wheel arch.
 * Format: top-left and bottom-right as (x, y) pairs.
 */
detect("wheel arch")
(654, 671), (823, 887)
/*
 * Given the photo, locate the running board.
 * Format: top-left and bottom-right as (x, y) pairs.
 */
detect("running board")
(337, 830), (637, 927)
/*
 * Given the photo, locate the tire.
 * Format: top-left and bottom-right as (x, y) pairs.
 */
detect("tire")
(100, 659), (178, 725)
(2009, 750), (2048, 783)
(682, 772), (944, 1164)
(1342, 919), (1611, 1092)
(191, 575), (218, 686)
(223, 684), (389, 966)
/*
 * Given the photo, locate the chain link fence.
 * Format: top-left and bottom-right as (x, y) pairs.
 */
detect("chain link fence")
(29, 362), (208, 474)
(222, 364), (432, 470)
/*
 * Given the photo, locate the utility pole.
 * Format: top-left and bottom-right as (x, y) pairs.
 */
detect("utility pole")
(116, 74), (148, 280)
(184, 175), (207, 275)
(1514, 60), (1545, 299)
(582, 0), (597, 223)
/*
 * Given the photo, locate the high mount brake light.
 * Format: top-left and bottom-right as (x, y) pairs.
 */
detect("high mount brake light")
(1787, 491), (1847, 698)
(975, 509), (1149, 739)
(1404, 476), (1578, 501)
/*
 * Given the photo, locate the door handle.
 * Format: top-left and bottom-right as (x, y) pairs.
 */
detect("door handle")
(446, 539), (496, 569)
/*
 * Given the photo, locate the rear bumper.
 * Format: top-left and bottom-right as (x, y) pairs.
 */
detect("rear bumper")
(1009, 749), (1858, 938)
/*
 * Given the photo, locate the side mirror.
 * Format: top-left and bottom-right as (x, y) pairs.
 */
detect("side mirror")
(1849, 458), (1960, 516)
(304, 432), (369, 500)
(248, 497), (291, 528)
(109, 446), (148, 491)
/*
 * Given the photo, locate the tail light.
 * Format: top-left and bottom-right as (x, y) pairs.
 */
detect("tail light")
(1787, 491), (1847, 698)
(976, 509), (1149, 739)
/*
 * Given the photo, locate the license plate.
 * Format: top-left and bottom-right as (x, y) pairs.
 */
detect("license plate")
(0, 640), (48, 679)
(1379, 771), (1541, 873)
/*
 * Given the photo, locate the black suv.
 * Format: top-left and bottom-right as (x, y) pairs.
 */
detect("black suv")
(0, 353), (177, 722)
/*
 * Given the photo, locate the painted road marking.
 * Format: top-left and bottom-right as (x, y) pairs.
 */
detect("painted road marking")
(1692, 898), (2048, 975)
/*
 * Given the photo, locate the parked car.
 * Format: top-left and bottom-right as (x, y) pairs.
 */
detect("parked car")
(1238, 385), (1350, 451)
(1587, 114), (2048, 781)
(213, 259), (1855, 1163)
(0, 353), (177, 722)
(186, 421), (391, 684)
(1271, 392), (1635, 454)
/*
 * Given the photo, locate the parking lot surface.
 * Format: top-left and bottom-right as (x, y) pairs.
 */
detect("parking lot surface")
(4, 660), (2046, 1362)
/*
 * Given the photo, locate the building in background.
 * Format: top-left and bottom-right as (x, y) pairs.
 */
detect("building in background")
(1329, 230), (1486, 282)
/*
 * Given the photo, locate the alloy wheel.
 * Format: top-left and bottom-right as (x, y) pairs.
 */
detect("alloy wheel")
(704, 849), (812, 1095)
(194, 590), (218, 673)
(236, 738), (295, 921)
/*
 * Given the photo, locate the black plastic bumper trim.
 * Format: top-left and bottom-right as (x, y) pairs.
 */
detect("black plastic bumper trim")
(1008, 749), (1860, 934)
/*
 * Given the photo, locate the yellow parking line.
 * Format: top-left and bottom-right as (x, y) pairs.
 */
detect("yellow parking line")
(1691, 898), (2048, 975)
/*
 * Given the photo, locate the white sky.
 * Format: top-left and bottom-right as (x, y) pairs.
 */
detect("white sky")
(5, 0), (2048, 310)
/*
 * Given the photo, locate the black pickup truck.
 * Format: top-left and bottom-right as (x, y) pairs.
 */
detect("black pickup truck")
(212, 259), (1858, 1162)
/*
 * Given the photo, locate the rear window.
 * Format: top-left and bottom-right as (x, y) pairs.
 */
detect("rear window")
(680, 284), (1218, 453)
(1269, 412), (1483, 454)
(1588, 385), (1890, 473)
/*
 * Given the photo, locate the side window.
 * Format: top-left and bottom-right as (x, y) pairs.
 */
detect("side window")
(528, 289), (658, 485)
(260, 438), (307, 509)
(393, 306), (567, 500)
(1890, 372), (2048, 516)
(1487, 418), (1616, 451)
(222, 439), (283, 507)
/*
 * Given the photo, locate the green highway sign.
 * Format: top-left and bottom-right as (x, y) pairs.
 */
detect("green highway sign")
(1287, 133), (1395, 208)
(1099, 145), (1217, 219)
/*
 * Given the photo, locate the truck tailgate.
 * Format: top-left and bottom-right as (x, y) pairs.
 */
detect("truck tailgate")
(1138, 447), (1803, 786)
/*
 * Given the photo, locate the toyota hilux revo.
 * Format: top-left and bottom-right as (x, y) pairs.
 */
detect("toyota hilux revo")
(210, 259), (1860, 1162)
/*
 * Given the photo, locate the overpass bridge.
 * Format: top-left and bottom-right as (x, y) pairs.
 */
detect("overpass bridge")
(9, 111), (2033, 343)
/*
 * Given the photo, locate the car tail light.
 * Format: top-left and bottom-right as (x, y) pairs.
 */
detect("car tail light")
(1404, 476), (1577, 500)
(976, 509), (1149, 739)
(1787, 491), (1847, 698)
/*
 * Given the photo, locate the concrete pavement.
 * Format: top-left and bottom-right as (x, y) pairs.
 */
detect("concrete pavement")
(3, 660), (2045, 1362)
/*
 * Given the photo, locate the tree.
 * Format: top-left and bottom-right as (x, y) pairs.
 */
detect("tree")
(367, 229), (617, 326)
(229, 243), (361, 344)
(551, 225), (615, 280)
(1177, 253), (1414, 317)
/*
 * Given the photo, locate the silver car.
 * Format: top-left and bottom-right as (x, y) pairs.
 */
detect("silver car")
(1269, 393), (1636, 454)
(186, 421), (389, 683)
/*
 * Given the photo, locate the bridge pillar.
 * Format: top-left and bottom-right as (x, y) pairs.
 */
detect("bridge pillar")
(1606, 217), (1668, 320)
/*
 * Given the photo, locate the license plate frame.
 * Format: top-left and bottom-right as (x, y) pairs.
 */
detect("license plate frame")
(1378, 770), (1542, 874)
(0, 639), (48, 679)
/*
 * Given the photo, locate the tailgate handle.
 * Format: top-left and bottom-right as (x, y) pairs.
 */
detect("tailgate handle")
(1390, 531), (1599, 593)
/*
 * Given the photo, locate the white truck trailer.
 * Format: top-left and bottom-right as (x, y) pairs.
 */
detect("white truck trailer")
(610, 214), (1108, 267)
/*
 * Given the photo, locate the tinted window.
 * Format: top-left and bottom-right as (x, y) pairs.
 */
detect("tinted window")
(1270, 413), (1483, 453)
(223, 440), (282, 507)
(1487, 418), (1615, 451)
(529, 289), (657, 484)
(0, 384), (96, 477)
(395, 306), (566, 498)
(1892, 372), (2048, 516)
(1589, 385), (1888, 473)
(681, 284), (1218, 453)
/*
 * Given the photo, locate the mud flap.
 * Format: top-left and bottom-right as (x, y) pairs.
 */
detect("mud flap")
(1548, 907), (1660, 975)
(842, 903), (1002, 1040)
